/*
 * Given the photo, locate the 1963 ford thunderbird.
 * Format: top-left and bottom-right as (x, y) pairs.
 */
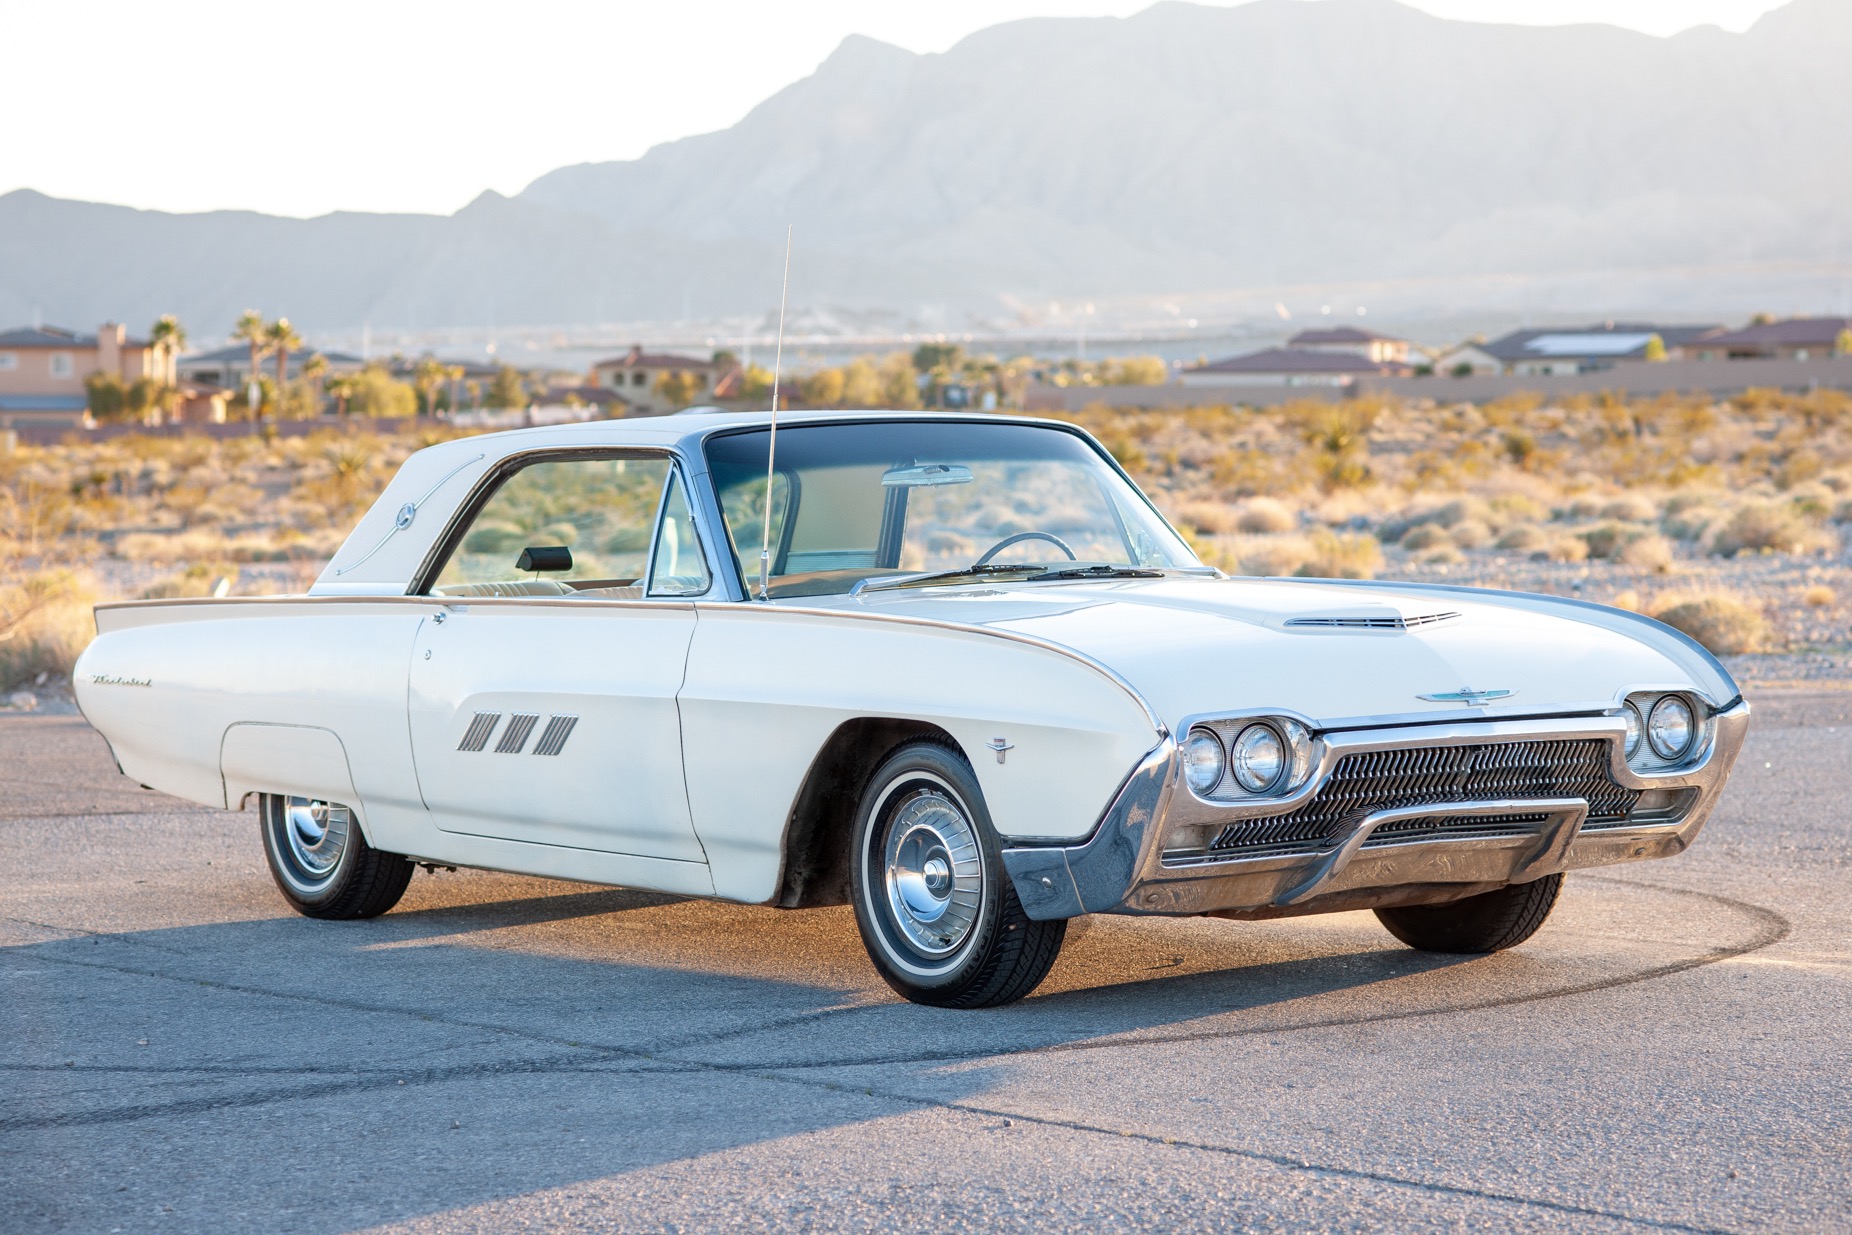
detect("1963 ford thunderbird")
(74, 411), (1748, 1006)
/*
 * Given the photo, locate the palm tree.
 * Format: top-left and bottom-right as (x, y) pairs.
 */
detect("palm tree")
(266, 318), (302, 393)
(413, 356), (449, 418)
(149, 314), (187, 378)
(326, 373), (360, 418)
(232, 310), (269, 418)
(301, 353), (330, 417)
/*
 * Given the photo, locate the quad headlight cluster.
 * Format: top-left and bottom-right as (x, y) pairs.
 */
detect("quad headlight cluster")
(1182, 718), (1315, 799)
(1620, 692), (1708, 771)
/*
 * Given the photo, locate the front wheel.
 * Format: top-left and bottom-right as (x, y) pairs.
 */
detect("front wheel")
(259, 793), (413, 920)
(1374, 873), (1563, 954)
(850, 742), (1066, 1008)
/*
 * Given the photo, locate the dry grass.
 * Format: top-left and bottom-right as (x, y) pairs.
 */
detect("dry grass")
(4, 393), (1852, 690)
(0, 426), (461, 690)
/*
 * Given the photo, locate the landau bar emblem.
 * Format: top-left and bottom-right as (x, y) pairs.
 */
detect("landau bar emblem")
(1417, 687), (1517, 705)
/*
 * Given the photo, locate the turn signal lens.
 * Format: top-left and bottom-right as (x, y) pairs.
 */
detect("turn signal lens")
(1182, 729), (1226, 795)
(1622, 703), (1644, 758)
(1647, 695), (1696, 760)
(1282, 719), (1314, 790)
(1231, 724), (1287, 793)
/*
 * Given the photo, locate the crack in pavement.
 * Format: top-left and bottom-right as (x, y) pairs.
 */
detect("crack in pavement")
(0, 1053), (670, 1134)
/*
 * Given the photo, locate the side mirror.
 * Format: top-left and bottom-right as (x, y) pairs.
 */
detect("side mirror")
(517, 546), (572, 573)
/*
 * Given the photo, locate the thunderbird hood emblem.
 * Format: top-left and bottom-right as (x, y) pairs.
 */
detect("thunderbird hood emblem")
(1418, 687), (1517, 705)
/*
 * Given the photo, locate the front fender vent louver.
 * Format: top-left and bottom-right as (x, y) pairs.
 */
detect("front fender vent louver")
(495, 713), (540, 754)
(457, 712), (501, 752)
(1284, 610), (1461, 631)
(532, 715), (579, 757)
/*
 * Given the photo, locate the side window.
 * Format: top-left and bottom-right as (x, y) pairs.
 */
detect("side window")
(647, 472), (712, 597)
(430, 456), (672, 597)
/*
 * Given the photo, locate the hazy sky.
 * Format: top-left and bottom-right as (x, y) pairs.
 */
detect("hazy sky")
(0, 0), (1793, 218)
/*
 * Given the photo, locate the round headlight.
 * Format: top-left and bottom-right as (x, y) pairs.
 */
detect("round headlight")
(1622, 702), (1644, 758)
(1182, 729), (1226, 795)
(1231, 724), (1287, 793)
(1647, 695), (1696, 760)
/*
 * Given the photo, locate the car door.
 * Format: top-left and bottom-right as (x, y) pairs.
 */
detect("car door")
(406, 451), (715, 863)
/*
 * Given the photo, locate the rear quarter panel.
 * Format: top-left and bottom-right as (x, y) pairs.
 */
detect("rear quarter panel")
(75, 600), (428, 844)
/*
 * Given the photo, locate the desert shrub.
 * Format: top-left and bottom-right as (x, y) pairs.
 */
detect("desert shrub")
(1786, 483), (1835, 522)
(1801, 584), (1836, 608)
(1662, 505), (1722, 542)
(1294, 531), (1382, 579)
(1536, 536), (1590, 563)
(1487, 492), (1548, 527)
(1494, 524), (1547, 552)
(1600, 494), (1657, 522)
(1579, 522), (1631, 560)
(1401, 524), (1452, 552)
(1835, 498), (1852, 524)
(1429, 497), (1489, 528)
(1234, 497), (1297, 534)
(1448, 519), (1492, 549)
(1616, 533), (1675, 572)
(1175, 500), (1241, 535)
(1661, 491), (1715, 517)
(1652, 594), (1771, 655)
(1710, 503), (1823, 556)
(0, 569), (96, 690)
(1233, 536), (1312, 577)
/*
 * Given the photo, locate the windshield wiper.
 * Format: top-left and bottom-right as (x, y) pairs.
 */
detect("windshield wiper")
(852, 564), (1042, 595)
(1026, 565), (1166, 582)
(853, 563), (1168, 595)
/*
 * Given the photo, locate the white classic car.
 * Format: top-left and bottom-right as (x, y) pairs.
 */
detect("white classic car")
(75, 411), (1748, 1007)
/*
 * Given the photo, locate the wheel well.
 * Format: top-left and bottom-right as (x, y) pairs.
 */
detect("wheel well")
(773, 718), (961, 909)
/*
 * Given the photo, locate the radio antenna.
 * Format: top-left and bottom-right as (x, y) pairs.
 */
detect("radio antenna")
(758, 224), (793, 601)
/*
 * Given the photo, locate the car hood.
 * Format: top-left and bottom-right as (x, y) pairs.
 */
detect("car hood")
(808, 575), (1729, 731)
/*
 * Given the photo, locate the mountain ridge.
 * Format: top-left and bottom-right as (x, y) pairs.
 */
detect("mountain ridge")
(3, 0), (1847, 335)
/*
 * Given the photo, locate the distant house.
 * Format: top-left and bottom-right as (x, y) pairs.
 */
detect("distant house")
(1430, 343), (1502, 377)
(178, 344), (366, 390)
(1481, 323), (1722, 375)
(0, 323), (178, 430)
(1179, 347), (1403, 389)
(589, 345), (732, 415)
(1286, 327), (1410, 366)
(1686, 316), (1852, 362)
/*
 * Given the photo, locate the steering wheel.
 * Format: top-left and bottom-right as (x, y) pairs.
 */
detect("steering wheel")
(973, 531), (1079, 567)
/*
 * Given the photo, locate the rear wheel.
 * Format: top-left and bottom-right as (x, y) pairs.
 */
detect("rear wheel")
(850, 742), (1065, 1008)
(1374, 873), (1563, 954)
(259, 793), (413, 920)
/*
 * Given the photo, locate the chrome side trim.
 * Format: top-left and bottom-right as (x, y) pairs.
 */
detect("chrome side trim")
(1002, 700), (1750, 921)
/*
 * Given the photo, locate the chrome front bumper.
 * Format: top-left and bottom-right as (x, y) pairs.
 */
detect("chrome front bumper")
(1002, 700), (1750, 921)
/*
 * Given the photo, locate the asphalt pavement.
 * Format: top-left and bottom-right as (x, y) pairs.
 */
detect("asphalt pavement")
(2, 693), (1848, 1233)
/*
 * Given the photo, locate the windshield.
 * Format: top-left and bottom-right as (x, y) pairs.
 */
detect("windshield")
(704, 420), (1202, 598)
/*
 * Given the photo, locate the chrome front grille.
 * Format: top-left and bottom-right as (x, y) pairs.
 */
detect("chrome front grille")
(1207, 739), (1638, 855)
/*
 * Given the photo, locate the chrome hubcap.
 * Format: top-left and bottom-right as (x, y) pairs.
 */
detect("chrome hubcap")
(284, 797), (350, 879)
(882, 789), (982, 957)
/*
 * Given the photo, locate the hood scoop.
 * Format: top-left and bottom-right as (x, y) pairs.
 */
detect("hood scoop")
(1281, 607), (1462, 633)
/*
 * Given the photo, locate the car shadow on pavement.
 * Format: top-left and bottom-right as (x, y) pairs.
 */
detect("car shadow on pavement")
(0, 878), (1607, 1234)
